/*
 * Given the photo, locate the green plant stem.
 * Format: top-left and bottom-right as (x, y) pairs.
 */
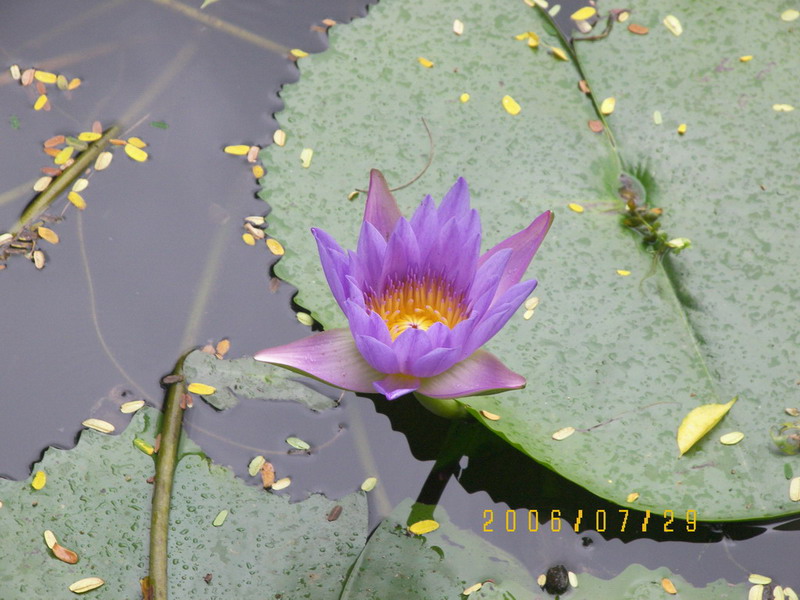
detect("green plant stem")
(10, 125), (120, 236)
(149, 351), (190, 600)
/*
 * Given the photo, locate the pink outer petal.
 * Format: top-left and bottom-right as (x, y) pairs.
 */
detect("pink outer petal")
(478, 210), (553, 301)
(416, 349), (526, 399)
(373, 374), (421, 400)
(254, 329), (383, 394)
(363, 169), (402, 240)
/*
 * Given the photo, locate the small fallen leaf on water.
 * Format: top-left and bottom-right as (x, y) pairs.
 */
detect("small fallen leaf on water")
(720, 431), (744, 445)
(212, 509), (228, 527)
(749, 574), (772, 585)
(286, 436), (310, 451)
(260, 461), (276, 488)
(552, 426), (576, 441)
(463, 582), (483, 595)
(662, 14), (683, 36)
(69, 577), (104, 594)
(501, 95), (521, 115)
(44, 530), (58, 549)
(361, 476), (378, 492)
(187, 382), (216, 395)
(248, 455), (266, 477)
(661, 577), (677, 594)
(37, 226), (59, 244)
(32, 470), (46, 490)
(408, 520), (439, 535)
(52, 542), (79, 564)
(570, 6), (595, 20)
(626, 492), (639, 503)
(677, 398), (736, 456)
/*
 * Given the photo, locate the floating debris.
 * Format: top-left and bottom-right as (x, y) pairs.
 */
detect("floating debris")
(677, 123), (687, 135)
(417, 57), (434, 68)
(266, 238), (285, 256)
(300, 147), (313, 168)
(272, 477), (291, 490)
(290, 48), (309, 58)
(248, 455), (266, 477)
(749, 574), (772, 585)
(501, 95), (521, 115)
(224, 144), (250, 155)
(242, 233), (256, 246)
(480, 410), (501, 421)
(627, 23), (649, 35)
(720, 431), (744, 445)
(781, 9), (800, 21)
(550, 46), (569, 61)
(296, 312), (314, 326)
(273, 129), (286, 146)
(82, 418), (115, 433)
(187, 382), (216, 395)
(31, 470), (47, 490)
(68, 577), (105, 594)
(408, 520), (439, 535)
(568, 202), (584, 213)
(460, 93), (470, 103)
(773, 104), (795, 112)
(260, 461), (275, 488)
(677, 398), (736, 456)
(588, 119), (604, 133)
(570, 6), (596, 20)
(616, 269), (631, 276)
(212, 509), (228, 527)
(740, 55), (753, 62)
(600, 97), (616, 115)
(627, 492), (639, 502)
(68, 191), (87, 210)
(662, 14), (683, 36)
(361, 476), (378, 492)
(653, 110), (663, 124)
(661, 577), (677, 595)
(134, 438), (155, 455)
(124, 143), (148, 162)
(453, 19), (464, 35)
(286, 436), (311, 451)
(552, 426), (576, 441)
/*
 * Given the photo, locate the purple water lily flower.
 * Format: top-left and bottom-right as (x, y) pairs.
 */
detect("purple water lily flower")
(255, 170), (552, 405)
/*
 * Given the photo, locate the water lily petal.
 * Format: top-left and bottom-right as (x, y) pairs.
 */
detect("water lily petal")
(373, 373), (421, 400)
(311, 228), (350, 310)
(411, 345), (462, 378)
(364, 169), (401, 239)
(392, 326), (433, 371)
(437, 177), (471, 223)
(355, 221), (388, 286)
(463, 279), (538, 356)
(343, 298), (392, 344)
(417, 349), (526, 398)
(478, 210), (553, 300)
(254, 329), (382, 393)
(354, 333), (400, 374)
(466, 248), (512, 317)
(380, 218), (421, 285)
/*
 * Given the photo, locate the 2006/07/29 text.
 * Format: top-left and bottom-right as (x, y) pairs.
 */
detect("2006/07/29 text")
(482, 509), (698, 534)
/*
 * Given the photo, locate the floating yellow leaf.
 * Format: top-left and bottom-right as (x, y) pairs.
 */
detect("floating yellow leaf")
(361, 476), (378, 492)
(37, 226), (59, 244)
(224, 144), (250, 155)
(568, 202), (584, 213)
(127, 136), (147, 148)
(662, 577), (677, 594)
(739, 55), (753, 62)
(570, 6), (596, 21)
(124, 143), (148, 162)
(552, 426), (576, 440)
(187, 382), (216, 395)
(266, 238), (285, 256)
(120, 400), (145, 413)
(749, 574), (772, 585)
(501, 95), (521, 115)
(781, 9), (800, 21)
(600, 97), (616, 115)
(459, 93), (470, 103)
(452, 19), (464, 35)
(627, 492), (639, 503)
(82, 418), (115, 433)
(32, 470), (46, 490)
(94, 151), (113, 171)
(616, 269), (631, 276)
(272, 129), (286, 146)
(68, 577), (104, 594)
(242, 233), (256, 246)
(417, 57), (434, 68)
(68, 191), (87, 210)
(133, 438), (155, 455)
(290, 48), (309, 58)
(54, 146), (74, 165)
(34, 70), (57, 84)
(677, 398), (736, 456)
(773, 104), (795, 112)
(33, 94), (48, 111)
(480, 410), (501, 421)
(252, 165), (265, 178)
(550, 46), (568, 61)
(408, 520), (439, 535)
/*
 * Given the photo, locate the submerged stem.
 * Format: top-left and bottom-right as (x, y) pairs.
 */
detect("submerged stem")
(149, 351), (190, 600)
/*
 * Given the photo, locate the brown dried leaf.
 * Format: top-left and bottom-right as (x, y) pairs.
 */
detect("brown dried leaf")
(52, 542), (79, 564)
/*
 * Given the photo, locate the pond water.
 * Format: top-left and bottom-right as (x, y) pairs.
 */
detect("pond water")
(0, 0), (798, 594)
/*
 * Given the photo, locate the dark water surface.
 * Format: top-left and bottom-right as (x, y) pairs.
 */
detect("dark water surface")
(1, 0), (798, 593)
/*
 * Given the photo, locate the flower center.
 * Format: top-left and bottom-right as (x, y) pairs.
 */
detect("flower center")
(365, 273), (470, 341)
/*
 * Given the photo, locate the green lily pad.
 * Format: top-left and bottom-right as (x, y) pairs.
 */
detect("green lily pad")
(259, 0), (800, 520)
(183, 349), (341, 411)
(0, 406), (367, 598)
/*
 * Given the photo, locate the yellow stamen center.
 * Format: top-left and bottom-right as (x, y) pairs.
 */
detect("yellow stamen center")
(365, 273), (470, 341)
